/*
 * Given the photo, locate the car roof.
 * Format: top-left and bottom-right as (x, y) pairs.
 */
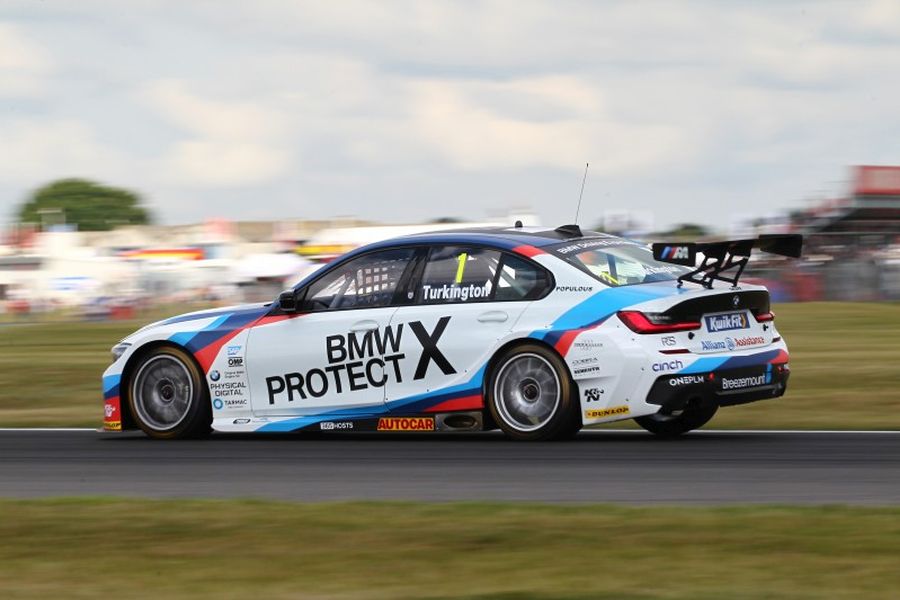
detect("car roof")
(349, 225), (619, 255)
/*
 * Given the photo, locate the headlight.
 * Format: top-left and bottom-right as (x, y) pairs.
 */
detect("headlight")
(111, 342), (131, 364)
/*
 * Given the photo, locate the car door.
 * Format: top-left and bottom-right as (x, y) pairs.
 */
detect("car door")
(384, 245), (552, 411)
(247, 247), (419, 417)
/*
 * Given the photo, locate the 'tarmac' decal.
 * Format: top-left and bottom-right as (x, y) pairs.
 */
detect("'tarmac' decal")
(265, 317), (456, 404)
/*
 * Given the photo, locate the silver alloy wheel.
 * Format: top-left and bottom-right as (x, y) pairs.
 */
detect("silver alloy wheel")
(131, 354), (194, 431)
(493, 352), (561, 432)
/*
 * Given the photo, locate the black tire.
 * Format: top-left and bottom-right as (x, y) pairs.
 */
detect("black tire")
(634, 403), (718, 438)
(127, 346), (211, 439)
(487, 343), (581, 441)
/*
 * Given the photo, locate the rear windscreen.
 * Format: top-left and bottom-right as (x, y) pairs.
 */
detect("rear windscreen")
(549, 238), (689, 287)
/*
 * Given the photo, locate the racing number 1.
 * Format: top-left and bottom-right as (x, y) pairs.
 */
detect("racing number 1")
(455, 252), (468, 284)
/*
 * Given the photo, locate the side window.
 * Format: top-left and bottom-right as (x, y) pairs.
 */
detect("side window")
(494, 253), (552, 301)
(419, 246), (501, 304)
(302, 248), (415, 311)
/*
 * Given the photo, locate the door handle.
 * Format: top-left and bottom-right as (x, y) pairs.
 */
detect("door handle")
(477, 310), (508, 323)
(350, 320), (379, 332)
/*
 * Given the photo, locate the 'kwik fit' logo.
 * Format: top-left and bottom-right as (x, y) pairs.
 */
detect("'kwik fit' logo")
(705, 312), (749, 333)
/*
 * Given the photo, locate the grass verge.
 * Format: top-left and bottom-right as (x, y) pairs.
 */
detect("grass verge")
(0, 499), (899, 599)
(0, 302), (899, 429)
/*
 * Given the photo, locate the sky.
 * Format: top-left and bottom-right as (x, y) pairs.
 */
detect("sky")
(1, 0), (899, 232)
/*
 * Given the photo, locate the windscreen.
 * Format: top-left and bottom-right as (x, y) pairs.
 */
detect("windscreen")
(549, 238), (690, 287)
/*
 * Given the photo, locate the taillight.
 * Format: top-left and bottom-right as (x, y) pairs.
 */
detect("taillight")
(617, 311), (701, 334)
(754, 311), (775, 323)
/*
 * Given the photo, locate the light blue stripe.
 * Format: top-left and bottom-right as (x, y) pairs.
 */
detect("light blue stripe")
(256, 363), (489, 432)
(258, 416), (333, 432)
(546, 283), (680, 332)
(679, 357), (729, 374)
(388, 363), (487, 410)
(168, 314), (230, 347)
(102, 374), (121, 394)
(257, 406), (383, 432)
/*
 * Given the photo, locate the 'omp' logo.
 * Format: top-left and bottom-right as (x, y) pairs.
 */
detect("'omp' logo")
(377, 417), (435, 431)
(584, 406), (630, 419)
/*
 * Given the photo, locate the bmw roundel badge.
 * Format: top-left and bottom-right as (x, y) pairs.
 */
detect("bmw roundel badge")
(210, 370), (221, 381)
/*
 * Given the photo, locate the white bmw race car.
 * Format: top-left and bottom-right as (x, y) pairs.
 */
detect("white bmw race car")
(102, 225), (801, 440)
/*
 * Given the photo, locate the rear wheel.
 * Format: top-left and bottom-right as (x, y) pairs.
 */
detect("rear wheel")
(634, 403), (718, 437)
(488, 344), (580, 441)
(128, 346), (211, 439)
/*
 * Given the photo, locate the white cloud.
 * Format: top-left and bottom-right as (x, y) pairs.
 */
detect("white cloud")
(407, 77), (687, 173)
(0, 22), (53, 97)
(165, 140), (289, 186)
(140, 80), (294, 186)
(2, 1), (900, 228)
(142, 79), (287, 140)
(0, 118), (125, 183)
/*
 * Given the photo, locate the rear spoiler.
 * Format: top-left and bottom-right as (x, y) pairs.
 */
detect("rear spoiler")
(651, 234), (802, 289)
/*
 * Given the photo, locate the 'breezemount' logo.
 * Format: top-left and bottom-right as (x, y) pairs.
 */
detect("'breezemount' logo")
(721, 372), (772, 390)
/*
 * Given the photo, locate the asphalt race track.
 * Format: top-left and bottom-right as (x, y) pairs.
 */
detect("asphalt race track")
(1, 429), (898, 504)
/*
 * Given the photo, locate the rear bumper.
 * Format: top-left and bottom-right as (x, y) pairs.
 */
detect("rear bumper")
(646, 363), (790, 412)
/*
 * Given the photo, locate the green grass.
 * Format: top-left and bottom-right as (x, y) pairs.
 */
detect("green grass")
(0, 302), (899, 429)
(0, 499), (898, 599)
(711, 301), (900, 430)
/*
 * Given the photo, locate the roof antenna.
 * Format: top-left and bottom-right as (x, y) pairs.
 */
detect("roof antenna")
(574, 162), (589, 224)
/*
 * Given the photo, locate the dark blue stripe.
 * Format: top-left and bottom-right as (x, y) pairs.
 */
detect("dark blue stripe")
(183, 307), (268, 353)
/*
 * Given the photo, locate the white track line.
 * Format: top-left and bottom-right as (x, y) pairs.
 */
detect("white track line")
(0, 428), (897, 434)
(603, 429), (900, 434)
(0, 428), (101, 432)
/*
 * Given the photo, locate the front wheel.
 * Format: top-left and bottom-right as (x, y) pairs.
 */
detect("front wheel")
(487, 344), (580, 441)
(127, 346), (211, 439)
(634, 403), (718, 437)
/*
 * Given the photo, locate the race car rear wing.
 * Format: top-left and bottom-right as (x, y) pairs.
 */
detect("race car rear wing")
(651, 234), (802, 289)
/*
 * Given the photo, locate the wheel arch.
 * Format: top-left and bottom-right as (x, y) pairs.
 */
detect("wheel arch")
(119, 340), (208, 430)
(480, 336), (580, 425)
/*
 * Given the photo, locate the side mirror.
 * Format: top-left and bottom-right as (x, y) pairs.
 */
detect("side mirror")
(278, 289), (298, 312)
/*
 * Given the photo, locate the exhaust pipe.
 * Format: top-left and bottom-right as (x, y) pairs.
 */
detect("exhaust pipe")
(435, 412), (482, 432)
